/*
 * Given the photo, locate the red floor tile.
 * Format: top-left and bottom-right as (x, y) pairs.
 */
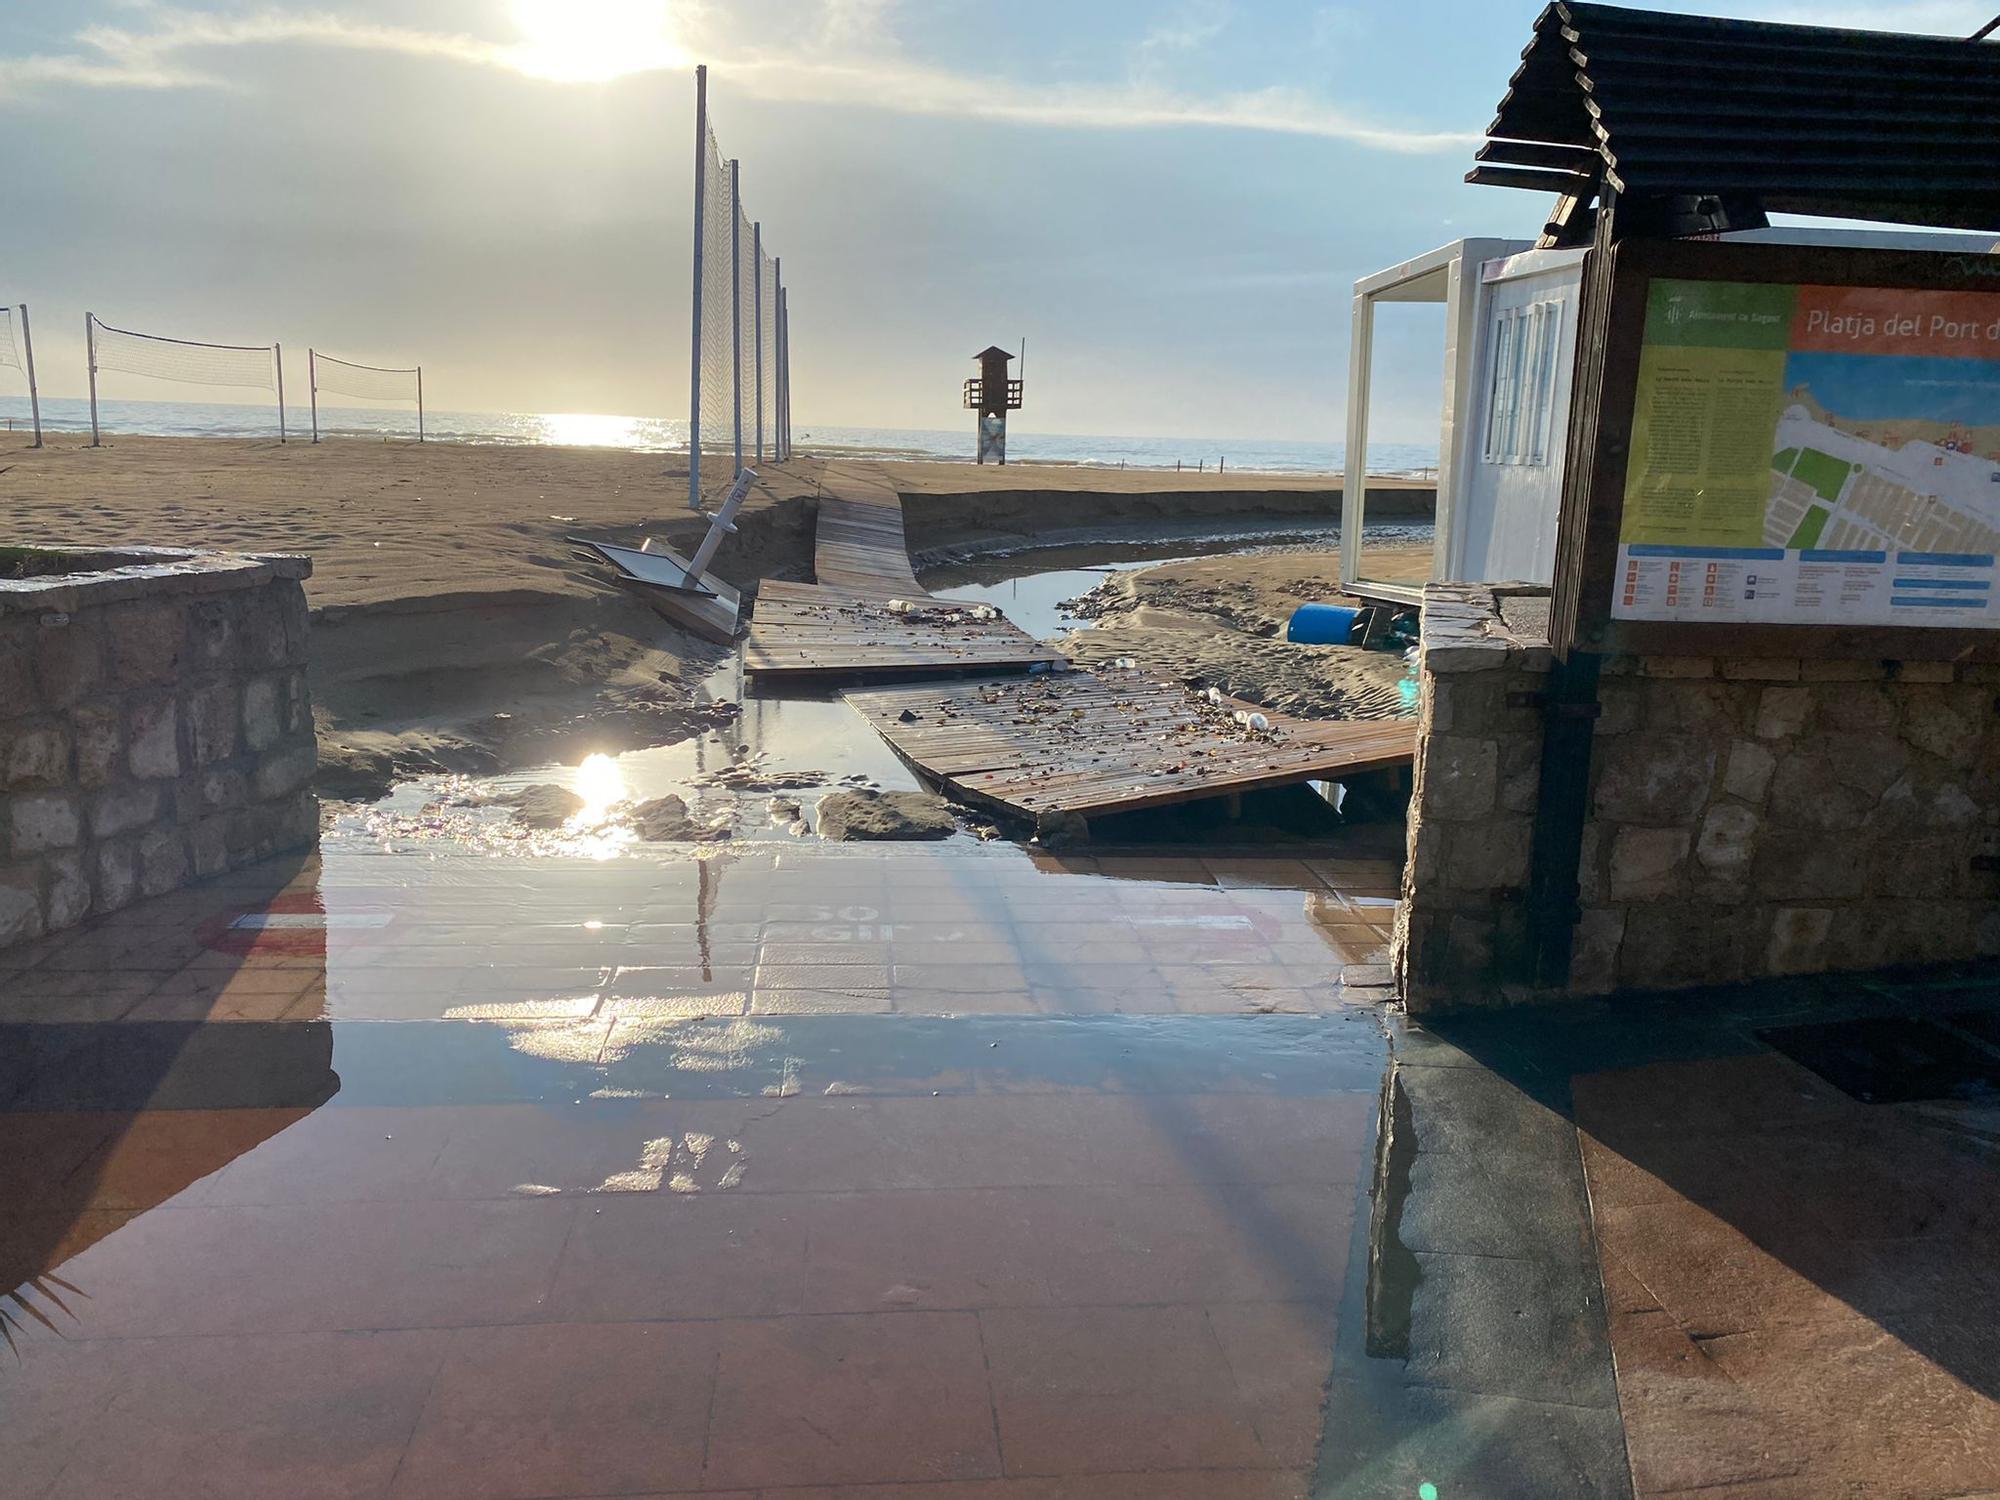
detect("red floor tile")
(389, 1321), (717, 1500)
(701, 1311), (1001, 1489)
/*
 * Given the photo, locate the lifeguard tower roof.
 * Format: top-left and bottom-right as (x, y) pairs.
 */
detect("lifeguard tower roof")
(973, 346), (1014, 361)
(1471, 2), (2000, 232)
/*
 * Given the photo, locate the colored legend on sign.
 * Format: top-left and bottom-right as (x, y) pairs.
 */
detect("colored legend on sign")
(1614, 278), (2000, 628)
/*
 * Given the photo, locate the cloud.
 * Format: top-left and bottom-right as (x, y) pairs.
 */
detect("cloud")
(0, 2), (1477, 153)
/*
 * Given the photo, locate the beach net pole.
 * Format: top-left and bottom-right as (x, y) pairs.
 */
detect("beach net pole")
(275, 343), (286, 443)
(417, 367), (424, 442)
(86, 313), (101, 447)
(687, 63), (707, 511)
(309, 349), (319, 442)
(18, 304), (41, 447)
(753, 220), (764, 464)
(729, 157), (743, 481)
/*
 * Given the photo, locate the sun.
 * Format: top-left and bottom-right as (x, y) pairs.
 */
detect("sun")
(508, 0), (685, 84)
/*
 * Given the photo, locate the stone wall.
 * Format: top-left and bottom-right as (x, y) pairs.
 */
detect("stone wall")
(1, 546), (318, 948)
(1395, 583), (2000, 1009)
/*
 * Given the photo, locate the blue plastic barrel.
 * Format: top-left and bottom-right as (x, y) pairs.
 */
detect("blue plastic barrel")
(1286, 602), (1361, 644)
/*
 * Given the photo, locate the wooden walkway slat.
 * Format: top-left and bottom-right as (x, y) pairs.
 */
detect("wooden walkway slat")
(742, 463), (1062, 680)
(843, 673), (1416, 822)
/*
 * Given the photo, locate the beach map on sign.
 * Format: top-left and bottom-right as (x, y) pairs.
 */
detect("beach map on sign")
(1614, 277), (2000, 627)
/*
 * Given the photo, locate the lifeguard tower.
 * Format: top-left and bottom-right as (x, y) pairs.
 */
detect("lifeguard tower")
(964, 345), (1022, 464)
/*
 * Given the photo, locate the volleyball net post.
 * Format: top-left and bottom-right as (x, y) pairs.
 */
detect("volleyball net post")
(0, 304), (42, 446)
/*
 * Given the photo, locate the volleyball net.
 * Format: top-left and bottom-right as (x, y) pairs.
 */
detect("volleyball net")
(0, 303), (42, 446)
(86, 313), (285, 443)
(309, 350), (423, 441)
(688, 65), (793, 509)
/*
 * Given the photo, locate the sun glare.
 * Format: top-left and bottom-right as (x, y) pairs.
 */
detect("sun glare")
(572, 753), (628, 824)
(508, 0), (684, 83)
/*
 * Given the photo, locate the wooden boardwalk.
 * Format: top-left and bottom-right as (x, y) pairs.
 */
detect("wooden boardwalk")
(743, 463), (1063, 679)
(845, 672), (1416, 825)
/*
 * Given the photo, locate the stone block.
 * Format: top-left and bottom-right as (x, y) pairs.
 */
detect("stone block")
(1800, 659), (1887, 682)
(242, 674), (284, 751)
(1817, 683), (1899, 734)
(127, 698), (181, 779)
(253, 741), (319, 800)
(185, 680), (239, 765)
(4, 721), (71, 790)
(1594, 680), (1644, 736)
(1498, 735), (1542, 815)
(1420, 736), (1498, 822)
(12, 793), (80, 854)
(0, 863), (44, 947)
(1766, 907), (1833, 976)
(136, 828), (189, 898)
(1609, 825), (1690, 901)
(1754, 685), (1813, 740)
(105, 601), (183, 687)
(43, 851), (91, 930)
(1877, 769), (1980, 831)
(1721, 739), (1776, 804)
(89, 783), (160, 840)
(1447, 818), (1533, 892)
(237, 590), (292, 669)
(1647, 680), (1755, 737)
(186, 598), (237, 668)
(1867, 834), (1968, 901)
(32, 617), (106, 711)
(189, 816), (231, 877)
(1407, 816), (1448, 887)
(1721, 658), (1801, 682)
(0, 617), (38, 711)
(1591, 734), (1717, 824)
(1446, 913), (1498, 984)
(1767, 744), (1894, 831)
(200, 766), (250, 813)
(71, 705), (123, 789)
(94, 839), (138, 914)
(1568, 907), (1626, 994)
(1695, 803), (1759, 876)
(1898, 687), (1979, 767)
(1754, 829), (1866, 900)
(282, 670), (313, 735)
(1640, 656), (1715, 679)
(1893, 660), (1956, 684)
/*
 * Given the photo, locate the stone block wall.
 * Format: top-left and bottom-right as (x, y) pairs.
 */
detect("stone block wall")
(1, 546), (318, 948)
(1395, 583), (2000, 1009)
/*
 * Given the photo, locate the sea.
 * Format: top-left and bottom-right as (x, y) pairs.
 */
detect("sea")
(0, 395), (1439, 479)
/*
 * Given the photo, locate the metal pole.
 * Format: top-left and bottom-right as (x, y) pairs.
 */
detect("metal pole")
(18, 304), (41, 448)
(772, 288), (788, 462)
(729, 157), (743, 479)
(752, 221), (764, 464)
(687, 63), (707, 511)
(274, 343), (286, 442)
(86, 313), (100, 447)
(309, 349), (319, 443)
(416, 366), (425, 442)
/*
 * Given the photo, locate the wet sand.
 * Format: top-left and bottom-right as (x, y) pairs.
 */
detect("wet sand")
(1063, 546), (1432, 720)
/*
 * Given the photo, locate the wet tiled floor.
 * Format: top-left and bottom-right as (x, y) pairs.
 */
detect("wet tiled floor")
(0, 843), (1394, 1499)
(11, 840), (1999, 1497)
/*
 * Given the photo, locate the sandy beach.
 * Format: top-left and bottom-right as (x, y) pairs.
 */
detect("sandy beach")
(1, 431), (1433, 793)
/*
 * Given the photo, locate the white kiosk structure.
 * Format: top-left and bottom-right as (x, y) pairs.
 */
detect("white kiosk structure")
(1342, 228), (2000, 607)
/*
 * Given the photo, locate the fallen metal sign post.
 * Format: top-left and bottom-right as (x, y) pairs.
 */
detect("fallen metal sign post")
(569, 470), (753, 643)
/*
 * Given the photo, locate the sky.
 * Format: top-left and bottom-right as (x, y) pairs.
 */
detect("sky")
(4, 0), (1997, 443)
